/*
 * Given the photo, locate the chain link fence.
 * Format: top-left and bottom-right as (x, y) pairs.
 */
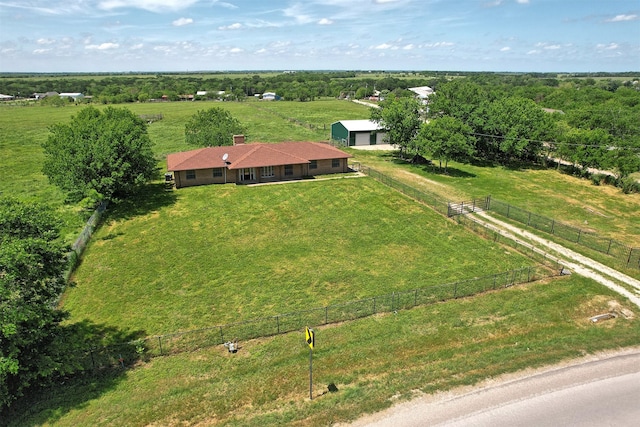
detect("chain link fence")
(82, 265), (557, 369)
(487, 198), (639, 270)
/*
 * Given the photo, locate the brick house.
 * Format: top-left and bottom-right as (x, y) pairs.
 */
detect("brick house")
(167, 135), (352, 188)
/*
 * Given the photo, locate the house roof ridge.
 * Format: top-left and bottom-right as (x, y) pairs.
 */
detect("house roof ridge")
(170, 147), (209, 170)
(227, 144), (263, 168)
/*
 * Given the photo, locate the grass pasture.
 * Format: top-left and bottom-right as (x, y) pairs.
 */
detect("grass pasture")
(63, 177), (534, 335)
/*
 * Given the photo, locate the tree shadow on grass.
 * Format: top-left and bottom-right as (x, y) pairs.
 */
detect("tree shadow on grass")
(3, 320), (147, 427)
(108, 181), (178, 221)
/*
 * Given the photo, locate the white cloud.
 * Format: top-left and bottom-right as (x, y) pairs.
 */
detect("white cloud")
(374, 43), (392, 49)
(33, 48), (51, 54)
(219, 22), (243, 30)
(318, 18), (333, 25)
(212, 0), (238, 9)
(544, 44), (561, 50)
(130, 43), (144, 50)
(606, 14), (638, 22)
(403, 44), (414, 50)
(374, 0), (402, 3)
(172, 17), (193, 27)
(283, 4), (314, 24)
(229, 47), (243, 53)
(597, 43), (619, 50)
(98, 0), (199, 12)
(516, 0), (529, 4)
(36, 38), (56, 45)
(85, 42), (119, 50)
(500, 46), (511, 51)
(527, 49), (540, 55)
(424, 41), (454, 48)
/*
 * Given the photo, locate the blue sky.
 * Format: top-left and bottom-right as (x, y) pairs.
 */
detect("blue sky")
(0, 0), (638, 73)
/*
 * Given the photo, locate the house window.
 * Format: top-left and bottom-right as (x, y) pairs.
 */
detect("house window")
(213, 168), (223, 177)
(332, 159), (340, 168)
(186, 170), (196, 180)
(239, 168), (255, 181)
(261, 166), (274, 178)
(284, 165), (293, 176)
(309, 160), (317, 169)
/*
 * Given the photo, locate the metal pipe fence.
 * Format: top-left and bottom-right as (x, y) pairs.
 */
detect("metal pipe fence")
(487, 198), (639, 270)
(83, 265), (557, 369)
(360, 166), (450, 215)
(65, 201), (108, 279)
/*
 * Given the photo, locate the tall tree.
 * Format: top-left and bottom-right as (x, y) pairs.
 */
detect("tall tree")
(0, 198), (70, 409)
(370, 96), (422, 156)
(484, 96), (556, 162)
(42, 106), (156, 203)
(184, 107), (246, 147)
(417, 116), (475, 172)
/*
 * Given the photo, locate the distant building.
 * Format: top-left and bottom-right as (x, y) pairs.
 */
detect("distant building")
(59, 93), (85, 101)
(408, 86), (434, 104)
(33, 91), (59, 99)
(262, 92), (279, 101)
(0, 94), (15, 100)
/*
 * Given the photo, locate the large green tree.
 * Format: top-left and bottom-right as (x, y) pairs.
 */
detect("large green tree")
(42, 106), (156, 203)
(0, 198), (71, 409)
(370, 96), (422, 156)
(484, 96), (557, 162)
(184, 107), (246, 147)
(417, 117), (475, 172)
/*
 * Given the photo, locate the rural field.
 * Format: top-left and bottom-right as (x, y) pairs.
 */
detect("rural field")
(2, 99), (640, 426)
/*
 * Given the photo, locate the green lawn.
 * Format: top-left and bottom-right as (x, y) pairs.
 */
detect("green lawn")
(63, 178), (533, 335)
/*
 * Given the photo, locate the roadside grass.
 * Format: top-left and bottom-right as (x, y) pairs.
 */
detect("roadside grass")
(63, 177), (534, 335)
(351, 150), (640, 247)
(8, 274), (640, 426)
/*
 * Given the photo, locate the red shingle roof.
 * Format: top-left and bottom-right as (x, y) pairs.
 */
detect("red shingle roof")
(167, 142), (351, 172)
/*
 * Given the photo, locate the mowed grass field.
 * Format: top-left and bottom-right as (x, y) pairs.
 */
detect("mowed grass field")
(2, 99), (640, 425)
(63, 178), (534, 335)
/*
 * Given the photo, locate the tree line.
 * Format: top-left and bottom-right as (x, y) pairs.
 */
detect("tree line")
(371, 77), (640, 192)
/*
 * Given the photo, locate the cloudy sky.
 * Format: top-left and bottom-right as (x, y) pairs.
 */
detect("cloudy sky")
(0, 0), (638, 73)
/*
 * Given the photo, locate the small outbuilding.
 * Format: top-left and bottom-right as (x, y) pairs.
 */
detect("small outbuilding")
(331, 120), (386, 146)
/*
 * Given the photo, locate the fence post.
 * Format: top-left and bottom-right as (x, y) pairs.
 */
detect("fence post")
(325, 306), (328, 324)
(219, 326), (224, 344)
(373, 297), (376, 313)
(276, 315), (280, 334)
(506, 204), (510, 218)
(527, 212), (531, 226)
(551, 219), (555, 234)
(577, 229), (582, 243)
(414, 289), (418, 307)
(158, 336), (163, 356)
(607, 239), (613, 255)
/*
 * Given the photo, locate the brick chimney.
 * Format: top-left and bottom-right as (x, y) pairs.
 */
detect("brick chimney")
(233, 134), (245, 145)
